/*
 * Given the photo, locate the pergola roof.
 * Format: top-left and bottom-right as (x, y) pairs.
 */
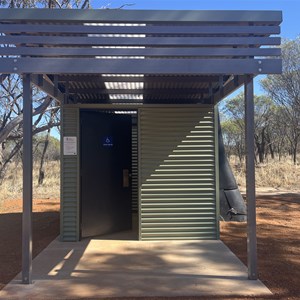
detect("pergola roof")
(0, 9), (282, 104)
(0, 8), (283, 284)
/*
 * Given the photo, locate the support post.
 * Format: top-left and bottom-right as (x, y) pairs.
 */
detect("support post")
(22, 74), (33, 284)
(244, 75), (257, 280)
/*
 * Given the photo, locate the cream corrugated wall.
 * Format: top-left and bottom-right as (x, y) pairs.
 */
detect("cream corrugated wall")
(139, 107), (217, 240)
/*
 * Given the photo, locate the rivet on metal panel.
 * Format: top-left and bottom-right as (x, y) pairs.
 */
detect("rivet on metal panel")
(13, 59), (17, 63)
(258, 61), (262, 64)
(13, 67), (18, 71)
(258, 68), (262, 72)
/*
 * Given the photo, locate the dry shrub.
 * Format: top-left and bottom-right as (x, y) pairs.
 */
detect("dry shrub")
(231, 158), (300, 190)
(0, 161), (60, 201)
(1, 157), (299, 201)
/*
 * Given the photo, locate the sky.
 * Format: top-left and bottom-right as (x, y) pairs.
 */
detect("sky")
(51, 0), (299, 137)
(90, 0), (299, 97)
(92, 0), (299, 39)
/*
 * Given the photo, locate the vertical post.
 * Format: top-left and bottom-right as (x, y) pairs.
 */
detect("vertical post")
(244, 75), (257, 280)
(22, 74), (33, 284)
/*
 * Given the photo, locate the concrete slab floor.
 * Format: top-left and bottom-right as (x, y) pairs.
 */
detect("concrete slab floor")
(0, 237), (271, 299)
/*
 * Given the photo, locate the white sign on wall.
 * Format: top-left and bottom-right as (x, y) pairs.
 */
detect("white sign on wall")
(63, 136), (77, 155)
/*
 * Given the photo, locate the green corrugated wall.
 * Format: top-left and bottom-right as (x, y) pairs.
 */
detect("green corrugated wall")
(60, 106), (218, 241)
(139, 106), (218, 240)
(131, 116), (138, 212)
(60, 106), (80, 241)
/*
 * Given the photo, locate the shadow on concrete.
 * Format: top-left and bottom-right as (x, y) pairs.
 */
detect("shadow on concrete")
(2, 193), (299, 299)
(0, 238), (271, 299)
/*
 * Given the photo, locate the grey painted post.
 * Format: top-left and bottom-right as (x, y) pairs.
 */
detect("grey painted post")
(22, 74), (33, 284)
(244, 75), (257, 280)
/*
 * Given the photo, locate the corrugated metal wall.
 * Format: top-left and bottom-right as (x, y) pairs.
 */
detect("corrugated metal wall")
(131, 116), (138, 212)
(139, 106), (217, 240)
(60, 106), (217, 241)
(60, 107), (79, 241)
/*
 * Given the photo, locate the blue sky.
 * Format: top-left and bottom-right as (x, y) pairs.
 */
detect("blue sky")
(90, 0), (299, 95)
(52, 1), (299, 138)
(93, 0), (299, 39)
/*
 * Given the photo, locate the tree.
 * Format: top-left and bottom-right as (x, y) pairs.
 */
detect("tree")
(266, 106), (289, 161)
(252, 96), (275, 163)
(0, 0), (90, 8)
(221, 93), (276, 164)
(0, 74), (60, 180)
(221, 119), (244, 163)
(0, 0), (128, 183)
(261, 37), (300, 164)
(0, 0), (92, 182)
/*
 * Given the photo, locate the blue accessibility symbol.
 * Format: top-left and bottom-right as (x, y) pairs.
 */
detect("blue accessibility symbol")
(102, 136), (113, 147)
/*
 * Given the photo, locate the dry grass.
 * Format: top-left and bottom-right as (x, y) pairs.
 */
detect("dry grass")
(231, 158), (300, 190)
(0, 161), (60, 201)
(1, 158), (299, 201)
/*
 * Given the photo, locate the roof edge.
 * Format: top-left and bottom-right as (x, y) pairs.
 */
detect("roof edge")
(0, 9), (282, 23)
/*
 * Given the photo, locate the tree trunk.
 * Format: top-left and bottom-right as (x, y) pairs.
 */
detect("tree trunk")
(255, 141), (264, 164)
(262, 128), (265, 161)
(38, 129), (50, 185)
(0, 140), (23, 183)
(0, 96), (52, 144)
(293, 146), (297, 165)
(269, 143), (275, 159)
(258, 145), (264, 163)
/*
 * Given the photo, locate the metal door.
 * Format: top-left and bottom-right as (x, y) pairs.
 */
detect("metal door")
(80, 111), (132, 238)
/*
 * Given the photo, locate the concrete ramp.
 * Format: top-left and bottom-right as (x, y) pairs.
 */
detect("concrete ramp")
(0, 239), (271, 299)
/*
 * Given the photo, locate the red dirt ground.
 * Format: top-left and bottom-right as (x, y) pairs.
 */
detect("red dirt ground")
(0, 198), (60, 291)
(0, 194), (299, 300)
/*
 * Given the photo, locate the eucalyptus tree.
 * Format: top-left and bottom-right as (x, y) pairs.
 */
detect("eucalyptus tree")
(221, 93), (276, 164)
(0, 0), (90, 8)
(0, 75), (60, 180)
(261, 37), (300, 164)
(0, 0), (91, 182)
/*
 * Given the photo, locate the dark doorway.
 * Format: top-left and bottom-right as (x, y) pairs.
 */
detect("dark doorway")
(80, 110), (132, 238)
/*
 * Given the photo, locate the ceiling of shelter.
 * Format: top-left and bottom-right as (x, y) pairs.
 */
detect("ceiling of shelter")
(0, 9), (282, 105)
(52, 74), (229, 105)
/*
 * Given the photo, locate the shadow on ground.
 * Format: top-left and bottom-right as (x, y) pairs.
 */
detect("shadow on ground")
(0, 238), (271, 299)
(0, 193), (300, 300)
(221, 193), (300, 300)
(0, 211), (60, 290)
